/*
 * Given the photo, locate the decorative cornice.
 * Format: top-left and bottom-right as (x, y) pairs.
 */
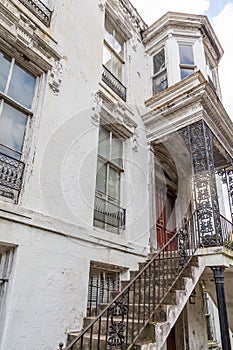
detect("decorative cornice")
(93, 90), (137, 138)
(0, 0), (61, 74)
(142, 71), (233, 157)
(106, 0), (147, 39)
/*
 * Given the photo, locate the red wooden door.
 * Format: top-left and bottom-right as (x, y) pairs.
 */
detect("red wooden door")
(167, 326), (176, 350)
(156, 186), (176, 249)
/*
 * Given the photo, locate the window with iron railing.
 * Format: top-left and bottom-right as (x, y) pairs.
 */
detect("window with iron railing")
(0, 50), (37, 201)
(102, 19), (127, 101)
(18, 0), (52, 27)
(87, 268), (120, 317)
(94, 126), (125, 233)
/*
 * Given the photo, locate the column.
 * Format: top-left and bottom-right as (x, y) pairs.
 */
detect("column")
(211, 266), (231, 350)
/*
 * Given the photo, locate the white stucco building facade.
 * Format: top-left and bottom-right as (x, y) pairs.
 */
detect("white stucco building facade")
(0, 1), (232, 350)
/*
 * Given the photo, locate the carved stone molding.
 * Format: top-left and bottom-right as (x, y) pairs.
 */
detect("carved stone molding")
(0, 0), (61, 74)
(93, 90), (138, 138)
(91, 92), (102, 126)
(49, 60), (63, 95)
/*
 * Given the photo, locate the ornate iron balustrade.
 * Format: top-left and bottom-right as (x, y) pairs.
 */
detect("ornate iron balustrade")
(94, 196), (126, 229)
(57, 212), (200, 350)
(220, 215), (233, 249)
(102, 65), (127, 102)
(18, 0), (52, 26)
(57, 209), (233, 350)
(0, 152), (25, 202)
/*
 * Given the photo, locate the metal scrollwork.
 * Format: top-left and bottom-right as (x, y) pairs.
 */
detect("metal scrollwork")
(217, 166), (233, 221)
(178, 226), (188, 270)
(178, 120), (221, 246)
(107, 297), (128, 346)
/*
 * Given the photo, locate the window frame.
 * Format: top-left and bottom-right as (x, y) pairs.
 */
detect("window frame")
(152, 48), (168, 95)
(95, 126), (124, 203)
(0, 52), (37, 161)
(178, 43), (196, 80)
(94, 125), (125, 233)
(103, 20), (125, 84)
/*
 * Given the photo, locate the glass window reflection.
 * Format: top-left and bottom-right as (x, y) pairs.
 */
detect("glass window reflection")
(8, 63), (36, 109)
(0, 103), (27, 159)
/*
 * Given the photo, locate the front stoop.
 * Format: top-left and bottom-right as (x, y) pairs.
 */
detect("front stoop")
(135, 258), (205, 349)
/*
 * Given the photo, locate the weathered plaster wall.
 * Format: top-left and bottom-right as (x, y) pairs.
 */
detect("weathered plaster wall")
(186, 284), (209, 350)
(0, 209), (146, 350)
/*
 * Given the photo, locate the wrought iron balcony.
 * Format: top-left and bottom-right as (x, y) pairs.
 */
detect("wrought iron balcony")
(94, 196), (126, 229)
(0, 152), (25, 202)
(18, 0), (52, 27)
(102, 65), (127, 102)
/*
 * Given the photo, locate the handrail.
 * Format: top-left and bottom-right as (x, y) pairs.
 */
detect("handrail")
(220, 214), (233, 249)
(59, 211), (199, 349)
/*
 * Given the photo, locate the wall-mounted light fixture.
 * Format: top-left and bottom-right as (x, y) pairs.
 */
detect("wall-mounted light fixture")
(189, 289), (197, 304)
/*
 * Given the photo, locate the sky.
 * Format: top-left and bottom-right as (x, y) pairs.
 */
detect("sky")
(131, 0), (233, 120)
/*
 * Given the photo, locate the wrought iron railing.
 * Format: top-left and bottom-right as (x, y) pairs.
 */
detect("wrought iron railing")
(57, 209), (233, 349)
(102, 65), (127, 102)
(94, 196), (126, 229)
(220, 215), (233, 249)
(58, 212), (199, 350)
(0, 152), (25, 202)
(18, 0), (52, 26)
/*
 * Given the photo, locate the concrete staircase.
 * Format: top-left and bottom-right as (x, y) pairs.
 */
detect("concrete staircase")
(65, 255), (205, 350)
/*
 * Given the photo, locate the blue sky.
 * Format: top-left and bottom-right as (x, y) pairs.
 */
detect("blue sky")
(207, 0), (232, 17)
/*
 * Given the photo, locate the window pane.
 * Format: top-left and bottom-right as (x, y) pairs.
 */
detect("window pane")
(108, 167), (120, 201)
(103, 45), (112, 69)
(153, 49), (165, 75)
(152, 71), (168, 94)
(104, 26), (123, 57)
(180, 68), (194, 80)
(179, 45), (194, 65)
(111, 135), (123, 167)
(0, 103), (27, 158)
(96, 159), (107, 194)
(98, 127), (110, 159)
(8, 63), (36, 109)
(111, 54), (122, 81)
(0, 51), (11, 93)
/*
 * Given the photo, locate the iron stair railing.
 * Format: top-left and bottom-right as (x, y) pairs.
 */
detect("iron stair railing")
(58, 211), (200, 350)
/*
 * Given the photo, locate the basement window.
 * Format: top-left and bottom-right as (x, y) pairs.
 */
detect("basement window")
(87, 267), (120, 317)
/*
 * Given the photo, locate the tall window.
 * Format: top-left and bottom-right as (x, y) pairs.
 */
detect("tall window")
(152, 48), (168, 95)
(94, 126), (125, 233)
(179, 44), (195, 79)
(0, 50), (36, 160)
(103, 22), (124, 82)
(102, 19), (127, 101)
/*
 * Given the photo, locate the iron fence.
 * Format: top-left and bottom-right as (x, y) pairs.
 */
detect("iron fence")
(18, 0), (52, 26)
(0, 152), (24, 202)
(94, 196), (125, 230)
(102, 65), (127, 102)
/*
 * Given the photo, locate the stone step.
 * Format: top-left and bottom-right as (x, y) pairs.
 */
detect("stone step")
(83, 316), (144, 338)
